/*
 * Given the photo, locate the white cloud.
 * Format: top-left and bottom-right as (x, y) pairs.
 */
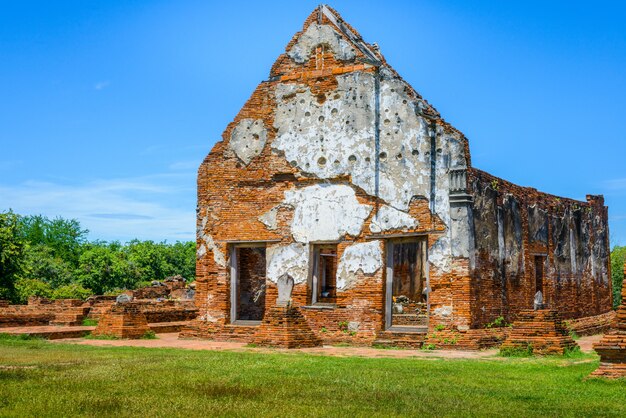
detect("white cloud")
(603, 178), (626, 191)
(94, 81), (110, 90)
(0, 173), (196, 243)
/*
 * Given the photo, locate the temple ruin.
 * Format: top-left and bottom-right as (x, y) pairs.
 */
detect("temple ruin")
(182, 5), (613, 348)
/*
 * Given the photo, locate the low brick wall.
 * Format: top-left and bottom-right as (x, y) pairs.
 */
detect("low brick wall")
(0, 312), (54, 328)
(0, 295), (197, 329)
(426, 327), (510, 350)
(84, 296), (117, 320)
(500, 309), (578, 355)
(252, 305), (322, 348)
(179, 320), (258, 342)
(132, 300), (198, 323)
(92, 303), (150, 339)
(0, 298), (83, 328)
(565, 311), (615, 336)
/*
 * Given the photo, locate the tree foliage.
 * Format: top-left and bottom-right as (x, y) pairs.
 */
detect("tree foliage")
(14, 278), (53, 303)
(611, 246), (626, 308)
(0, 211), (195, 303)
(51, 283), (93, 300)
(0, 211), (27, 301)
(20, 215), (88, 267)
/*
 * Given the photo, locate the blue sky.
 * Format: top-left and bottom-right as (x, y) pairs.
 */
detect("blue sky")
(1, 1), (625, 245)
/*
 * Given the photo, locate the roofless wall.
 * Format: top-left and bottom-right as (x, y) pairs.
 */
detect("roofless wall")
(183, 5), (611, 345)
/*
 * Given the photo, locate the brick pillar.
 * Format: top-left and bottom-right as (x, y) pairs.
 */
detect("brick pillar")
(589, 262), (626, 378)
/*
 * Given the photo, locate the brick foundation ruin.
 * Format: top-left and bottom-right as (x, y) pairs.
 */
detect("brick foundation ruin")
(252, 305), (322, 348)
(188, 5), (612, 349)
(0, 277), (198, 333)
(92, 303), (151, 339)
(589, 263), (626, 378)
(500, 310), (578, 355)
(565, 311), (615, 337)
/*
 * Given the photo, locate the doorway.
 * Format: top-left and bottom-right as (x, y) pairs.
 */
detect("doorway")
(385, 238), (428, 330)
(534, 255), (545, 294)
(230, 244), (267, 323)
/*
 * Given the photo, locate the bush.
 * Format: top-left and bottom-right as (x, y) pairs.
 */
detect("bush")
(500, 344), (534, 357)
(103, 288), (125, 296)
(14, 278), (53, 303)
(142, 330), (157, 339)
(51, 283), (93, 300)
(485, 316), (510, 328)
(21, 245), (73, 288)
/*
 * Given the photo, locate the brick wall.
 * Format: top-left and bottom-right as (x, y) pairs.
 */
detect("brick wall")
(187, 6), (610, 348)
(469, 169), (612, 327)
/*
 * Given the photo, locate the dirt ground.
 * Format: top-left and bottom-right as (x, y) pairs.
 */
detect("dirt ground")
(48, 332), (603, 360)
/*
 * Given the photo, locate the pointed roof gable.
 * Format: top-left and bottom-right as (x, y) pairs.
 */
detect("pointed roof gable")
(268, 5), (452, 128)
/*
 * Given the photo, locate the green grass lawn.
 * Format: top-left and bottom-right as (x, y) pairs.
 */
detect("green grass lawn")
(0, 335), (625, 417)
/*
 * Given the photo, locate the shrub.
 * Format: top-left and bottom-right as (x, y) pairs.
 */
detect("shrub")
(51, 283), (93, 300)
(14, 278), (53, 303)
(103, 288), (125, 296)
(562, 345), (583, 358)
(142, 330), (157, 339)
(485, 316), (510, 328)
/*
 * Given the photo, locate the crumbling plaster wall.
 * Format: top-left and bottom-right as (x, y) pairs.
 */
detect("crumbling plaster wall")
(469, 169), (611, 327)
(189, 9), (475, 342)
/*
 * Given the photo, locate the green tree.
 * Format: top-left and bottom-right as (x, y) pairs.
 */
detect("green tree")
(21, 244), (73, 288)
(77, 243), (140, 295)
(125, 240), (196, 283)
(51, 283), (93, 300)
(165, 241), (196, 281)
(20, 215), (88, 267)
(14, 278), (53, 303)
(125, 240), (170, 283)
(0, 211), (27, 301)
(611, 246), (626, 308)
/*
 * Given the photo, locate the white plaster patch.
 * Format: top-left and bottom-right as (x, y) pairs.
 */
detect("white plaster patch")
(203, 233), (226, 268)
(266, 243), (309, 284)
(197, 215), (226, 267)
(450, 205), (471, 258)
(336, 240), (383, 290)
(258, 206), (279, 230)
(433, 305), (453, 318)
(428, 130), (463, 273)
(429, 236), (451, 273)
(229, 118), (267, 165)
(273, 71), (433, 210)
(370, 205), (418, 233)
(284, 184), (371, 243)
(196, 244), (207, 259)
(200, 295), (222, 323)
(288, 24), (356, 63)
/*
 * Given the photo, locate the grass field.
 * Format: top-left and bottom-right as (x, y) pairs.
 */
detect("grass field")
(0, 335), (625, 417)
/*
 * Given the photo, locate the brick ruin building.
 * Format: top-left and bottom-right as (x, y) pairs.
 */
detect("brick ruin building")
(182, 5), (612, 347)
